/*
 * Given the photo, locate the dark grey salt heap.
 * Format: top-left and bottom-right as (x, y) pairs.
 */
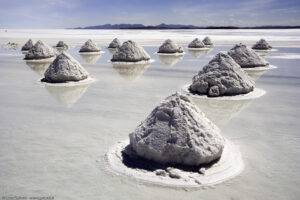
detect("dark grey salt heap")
(158, 39), (183, 53)
(111, 40), (150, 62)
(21, 39), (33, 51)
(108, 38), (121, 48)
(188, 38), (205, 48)
(189, 52), (254, 97)
(129, 92), (225, 167)
(56, 41), (68, 48)
(25, 40), (56, 60)
(42, 52), (89, 83)
(252, 39), (272, 50)
(228, 43), (269, 68)
(202, 37), (213, 46)
(79, 39), (101, 53)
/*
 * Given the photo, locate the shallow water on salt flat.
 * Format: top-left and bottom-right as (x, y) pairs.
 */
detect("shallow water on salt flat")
(0, 32), (300, 200)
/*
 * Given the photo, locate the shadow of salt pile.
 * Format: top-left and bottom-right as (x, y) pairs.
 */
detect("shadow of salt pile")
(191, 98), (252, 128)
(188, 49), (209, 59)
(25, 61), (51, 77)
(80, 53), (102, 64)
(44, 83), (90, 108)
(112, 63), (150, 82)
(158, 54), (184, 67)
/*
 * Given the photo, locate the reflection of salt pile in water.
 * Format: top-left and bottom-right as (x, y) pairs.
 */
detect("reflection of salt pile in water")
(111, 40), (150, 62)
(108, 38), (121, 48)
(21, 39), (33, 51)
(158, 54), (183, 67)
(228, 43), (269, 68)
(3, 42), (19, 50)
(25, 61), (51, 77)
(44, 83), (90, 108)
(157, 39), (184, 54)
(189, 52), (254, 97)
(112, 63), (150, 81)
(188, 38), (205, 48)
(42, 52), (89, 83)
(202, 36), (213, 47)
(188, 49), (209, 59)
(80, 53), (102, 64)
(245, 70), (267, 81)
(25, 40), (56, 60)
(79, 39), (101, 53)
(106, 93), (243, 187)
(56, 41), (69, 49)
(252, 39), (272, 50)
(192, 98), (251, 127)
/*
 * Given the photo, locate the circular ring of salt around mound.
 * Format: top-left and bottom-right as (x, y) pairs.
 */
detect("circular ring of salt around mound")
(21, 50), (29, 54)
(39, 77), (96, 87)
(253, 49), (278, 52)
(243, 65), (277, 72)
(108, 59), (155, 65)
(187, 47), (211, 51)
(104, 139), (243, 188)
(204, 45), (214, 48)
(79, 51), (105, 55)
(181, 85), (266, 100)
(24, 56), (56, 63)
(155, 52), (185, 56)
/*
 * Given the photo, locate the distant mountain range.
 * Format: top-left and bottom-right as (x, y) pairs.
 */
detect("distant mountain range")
(73, 23), (300, 29)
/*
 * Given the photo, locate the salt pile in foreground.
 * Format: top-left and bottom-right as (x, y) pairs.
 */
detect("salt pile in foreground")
(189, 52), (254, 97)
(42, 52), (89, 83)
(25, 40), (56, 60)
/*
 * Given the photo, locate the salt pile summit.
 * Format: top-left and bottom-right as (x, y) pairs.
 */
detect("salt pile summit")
(228, 43), (269, 68)
(157, 39), (184, 54)
(111, 40), (150, 62)
(108, 38), (121, 48)
(42, 52), (89, 83)
(202, 36), (213, 46)
(24, 40), (56, 60)
(56, 41), (69, 49)
(79, 39), (101, 53)
(189, 52), (254, 97)
(21, 39), (33, 51)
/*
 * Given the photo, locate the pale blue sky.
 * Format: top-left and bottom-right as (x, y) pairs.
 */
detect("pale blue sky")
(0, 0), (299, 28)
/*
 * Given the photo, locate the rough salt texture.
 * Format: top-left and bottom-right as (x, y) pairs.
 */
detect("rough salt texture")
(4, 42), (19, 50)
(188, 38), (205, 48)
(56, 41), (68, 48)
(129, 92), (225, 167)
(21, 39), (33, 51)
(189, 52), (254, 97)
(111, 40), (150, 62)
(158, 39), (184, 53)
(228, 43), (269, 68)
(252, 39), (272, 50)
(25, 40), (56, 60)
(108, 38), (121, 48)
(79, 39), (101, 52)
(202, 37), (213, 46)
(43, 52), (89, 83)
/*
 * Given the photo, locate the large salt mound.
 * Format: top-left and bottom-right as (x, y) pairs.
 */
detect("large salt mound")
(42, 52), (89, 83)
(158, 39), (183, 53)
(79, 39), (101, 52)
(108, 38), (121, 48)
(189, 52), (254, 97)
(25, 40), (56, 60)
(21, 39), (33, 51)
(129, 92), (225, 167)
(111, 40), (150, 62)
(252, 39), (272, 50)
(188, 38), (205, 48)
(56, 41), (68, 48)
(228, 43), (269, 68)
(202, 37), (213, 46)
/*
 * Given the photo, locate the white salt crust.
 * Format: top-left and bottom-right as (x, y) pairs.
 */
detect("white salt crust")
(243, 65), (277, 72)
(155, 52), (186, 56)
(79, 51), (105, 55)
(39, 77), (96, 87)
(108, 59), (155, 65)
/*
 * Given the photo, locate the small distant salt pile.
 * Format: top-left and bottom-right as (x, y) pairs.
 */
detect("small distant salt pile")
(25, 40), (56, 60)
(158, 39), (183, 54)
(129, 92), (225, 166)
(111, 40), (150, 62)
(189, 52), (254, 97)
(56, 41), (68, 48)
(79, 39), (101, 53)
(188, 38), (205, 48)
(21, 39), (33, 51)
(228, 43), (269, 68)
(252, 39), (272, 50)
(108, 38), (121, 48)
(3, 42), (19, 50)
(42, 52), (89, 83)
(202, 36), (213, 46)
